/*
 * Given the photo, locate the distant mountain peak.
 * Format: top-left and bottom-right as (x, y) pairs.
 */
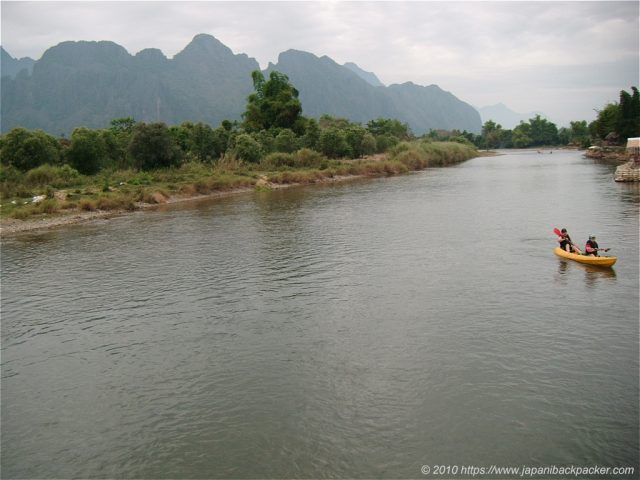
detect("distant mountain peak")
(1, 46), (35, 78)
(175, 34), (234, 60)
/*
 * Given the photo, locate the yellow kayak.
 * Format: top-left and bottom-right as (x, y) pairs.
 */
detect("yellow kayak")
(554, 247), (617, 267)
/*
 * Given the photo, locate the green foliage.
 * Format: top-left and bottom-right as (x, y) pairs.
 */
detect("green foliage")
(66, 128), (108, 175)
(261, 148), (328, 170)
(589, 87), (639, 143)
(110, 117), (136, 133)
(301, 118), (320, 149)
(101, 129), (128, 169)
(1, 128), (60, 171)
(232, 133), (263, 163)
(374, 134), (399, 153)
(189, 122), (217, 162)
(262, 152), (296, 168)
(318, 127), (351, 158)
(0, 165), (23, 184)
(361, 133), (377, 155)
(24, 164), (81, 187)
(274, 129), (300, 153)
(527, 115), (558, 145)
(617, 87), (640, 140)
(243, 71), (303, 132)
(129, 123), (183, 170)
(250, 130), (276, 155)
(343, 125), (369, 158)
(212, 126), (232, 159)
(367, 118), (412, 139)
(481, 120), (506, 148)
(169, 123), (193, 153)
(390, 141), (476, 168)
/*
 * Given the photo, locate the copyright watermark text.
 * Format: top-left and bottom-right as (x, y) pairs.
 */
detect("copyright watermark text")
(420, 464), (636, 478)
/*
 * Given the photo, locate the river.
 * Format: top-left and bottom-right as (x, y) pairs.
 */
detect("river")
(1, 150), (638, 478)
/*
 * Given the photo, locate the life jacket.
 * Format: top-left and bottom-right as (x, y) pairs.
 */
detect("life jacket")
(585, 239), (599, 255)
(559, 234), (572, 249)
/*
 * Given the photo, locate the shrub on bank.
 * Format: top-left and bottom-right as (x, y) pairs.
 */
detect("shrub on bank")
(390, 141), (476, 167)
(261, 148), (329, 170)
(24, 164), (81, 187)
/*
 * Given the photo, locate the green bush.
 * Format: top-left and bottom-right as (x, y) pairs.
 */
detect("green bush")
(232, 134), (263, 163)
(0, 165), (23, 184)
(262, 152), (295, 169)
(1, 128), (61, 171)
(274, 129), (300, 153)
(293, 148), (327, 168)
(24, 164), (81, 187)
(318, 128), (351, 158)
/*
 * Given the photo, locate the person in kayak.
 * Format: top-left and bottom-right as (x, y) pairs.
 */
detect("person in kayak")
(584, 235), (609, 256)
(558, 228), (582, 254)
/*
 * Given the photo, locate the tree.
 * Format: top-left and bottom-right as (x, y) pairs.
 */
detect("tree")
(301, 118), (320, 149)
(567, 120), (590, 147)
(361, 133), (377, 156)
(592, 103), (619, 142)
(318, 127), (351, 158)
(129, 123), (182, 170)
(274, 129), (299, 153)
(528, 115), (558, 146)
(65, 128), (108, 175)
(242, 71), (303, 132)
(617, 87), (640, 140)
(344, 125), (369, 158)
(211, 126), (231, 159)
(110, 117), (136, 134)
(189, 122), (217, 162)
(481, 120), (505, 149)
(104, 117), (137, 169)
(0, 128), (60, 171)
(512, 123), (532, 148)
(231, 133), (262, 163)
(367, 118), (411, 139)
(168, 123), (193, 153)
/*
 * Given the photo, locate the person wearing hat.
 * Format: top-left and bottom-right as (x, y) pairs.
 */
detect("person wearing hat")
(584, 235), (609, 256)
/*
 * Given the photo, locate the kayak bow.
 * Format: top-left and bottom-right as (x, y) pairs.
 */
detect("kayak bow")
(554, 247), (617, 267)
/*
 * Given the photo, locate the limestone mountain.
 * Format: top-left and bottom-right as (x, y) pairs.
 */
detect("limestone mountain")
(1, 35), (482, 135)
(267, 50), (481, 134)
(1, 47), (35, 78)
(343, 62), (385, 87)
(1, 35), (259, 135)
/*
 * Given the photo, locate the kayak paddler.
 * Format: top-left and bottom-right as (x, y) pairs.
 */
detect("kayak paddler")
(558, 228), (582, 254)
(584, 235), (609, 256)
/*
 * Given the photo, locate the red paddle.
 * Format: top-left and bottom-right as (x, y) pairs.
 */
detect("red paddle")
(553, 228), (562, 236)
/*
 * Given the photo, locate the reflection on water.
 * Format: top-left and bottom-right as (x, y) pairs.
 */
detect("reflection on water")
(1, 150), (638, 478)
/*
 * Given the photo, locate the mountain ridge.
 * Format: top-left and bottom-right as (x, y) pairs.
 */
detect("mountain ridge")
(1, 35), (482, 135)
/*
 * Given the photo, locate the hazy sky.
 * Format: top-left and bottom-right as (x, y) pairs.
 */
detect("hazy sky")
(1, 1), (638, 126)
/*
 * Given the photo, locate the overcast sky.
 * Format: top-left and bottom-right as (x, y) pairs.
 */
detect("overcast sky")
(1, 1), (638, 126)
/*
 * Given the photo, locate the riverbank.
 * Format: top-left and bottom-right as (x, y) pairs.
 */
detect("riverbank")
(1, 142), (480, 236)
(0, 174), (373, 235)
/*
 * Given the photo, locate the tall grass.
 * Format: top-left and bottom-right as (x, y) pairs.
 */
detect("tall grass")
(390, 141), (476, 168)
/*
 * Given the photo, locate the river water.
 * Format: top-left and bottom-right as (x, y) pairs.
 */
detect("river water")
(1, 150), (638, 478)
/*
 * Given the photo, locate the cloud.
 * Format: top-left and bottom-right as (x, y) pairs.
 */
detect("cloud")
(1, 1), (638, 126)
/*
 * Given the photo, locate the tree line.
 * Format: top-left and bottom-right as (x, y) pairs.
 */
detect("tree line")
(430, 87), (639, 149)
(3, 73), (637, 177)
(0, 71), (412, 176)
